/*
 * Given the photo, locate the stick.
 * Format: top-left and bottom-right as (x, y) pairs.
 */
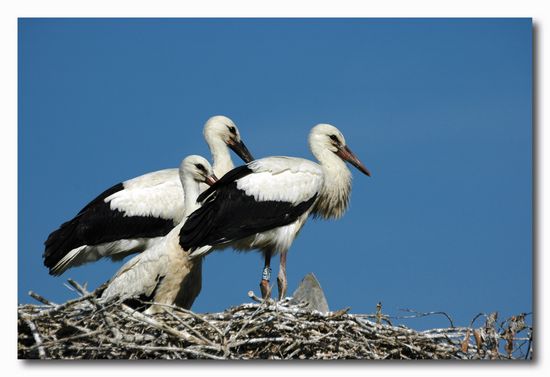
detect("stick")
(28, 291), (56, 306)
(22, 317), (46, 359)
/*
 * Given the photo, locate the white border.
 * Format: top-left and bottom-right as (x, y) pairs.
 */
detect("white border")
(5, 0), (548, 17)
(3, 1), (545, 376)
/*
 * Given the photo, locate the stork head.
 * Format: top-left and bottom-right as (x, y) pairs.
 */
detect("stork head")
(203, 115), (254, 163)
(180, 155), (218, 186)
(309, 124), (371, 176)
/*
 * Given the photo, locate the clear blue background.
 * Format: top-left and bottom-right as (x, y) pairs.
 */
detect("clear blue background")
(19, 18), (532, 330)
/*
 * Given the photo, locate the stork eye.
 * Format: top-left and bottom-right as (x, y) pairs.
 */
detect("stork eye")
(195, 163), (206, 173)
(329, 134), (340, 143)
(226, 125), (237, 135)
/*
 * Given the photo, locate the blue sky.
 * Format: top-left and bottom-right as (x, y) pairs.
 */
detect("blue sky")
(18, 18), (532, 330)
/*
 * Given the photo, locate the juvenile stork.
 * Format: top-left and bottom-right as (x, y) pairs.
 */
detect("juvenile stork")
(100, 155), (217, 313)
(43, 115), (253, 276)
(180, 124), (370, 300)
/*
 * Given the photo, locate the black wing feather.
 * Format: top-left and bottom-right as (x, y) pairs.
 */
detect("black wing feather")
(197, 164), (254, 203)
(179, 171), (317, 251)
(43, 182), (174, 275)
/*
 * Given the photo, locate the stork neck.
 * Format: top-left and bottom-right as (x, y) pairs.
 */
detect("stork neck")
(207, 138), (234, 176)
(314, 149), (352, 219)
(181, 175), (202, 217)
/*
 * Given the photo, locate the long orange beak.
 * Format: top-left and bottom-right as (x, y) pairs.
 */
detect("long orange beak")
(336, 145), (371, 176)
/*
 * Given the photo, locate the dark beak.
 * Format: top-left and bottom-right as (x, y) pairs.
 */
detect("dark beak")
(205, 174), (218, 187)
(336, 145), (371, 176)
(228, 138), (254, 163)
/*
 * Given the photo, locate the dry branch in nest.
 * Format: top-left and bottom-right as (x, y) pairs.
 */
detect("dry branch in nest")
(18, 281), (532, 360)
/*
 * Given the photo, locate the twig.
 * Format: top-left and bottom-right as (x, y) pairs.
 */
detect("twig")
(22, 317), (46, 359)
(28, 291), (56, 306)
(67, 279), (89, 296)
(396, 308), (455, 328)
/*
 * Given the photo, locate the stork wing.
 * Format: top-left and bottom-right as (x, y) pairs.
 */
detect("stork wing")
(43, 169), (181, 275)
(180, 158), (323, 252)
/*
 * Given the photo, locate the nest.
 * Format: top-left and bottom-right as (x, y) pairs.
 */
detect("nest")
(18, 280), (532, 360)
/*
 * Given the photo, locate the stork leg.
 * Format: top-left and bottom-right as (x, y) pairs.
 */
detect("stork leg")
(277, 251), (288, 301)
(259, 251), (272, 299)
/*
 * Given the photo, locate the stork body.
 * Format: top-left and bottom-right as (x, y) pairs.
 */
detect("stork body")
(100, 155), (217, 314)
(180, 124), (370, 300)
(43, 116), (253, 276)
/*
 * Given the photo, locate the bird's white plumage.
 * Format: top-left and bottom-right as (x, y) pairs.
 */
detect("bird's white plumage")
(101, 155), (214, 313)
(238, 157), (324, 205)
(107, 169), (184, 221)
(309, 124), (355, 219)
(100, 223), (189, 311)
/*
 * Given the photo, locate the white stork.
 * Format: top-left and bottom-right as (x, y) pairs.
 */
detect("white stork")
(100, 155), (217, 313)
(180, 124), (370, 300)
(43, 115), (253, 276)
